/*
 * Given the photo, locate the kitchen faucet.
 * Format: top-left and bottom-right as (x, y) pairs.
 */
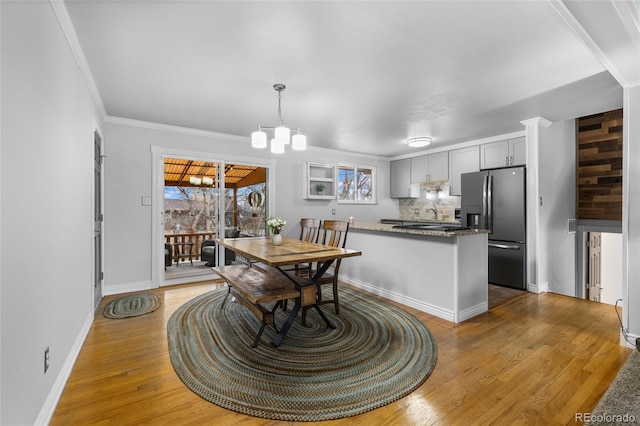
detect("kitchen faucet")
(427, 204), (438, 220)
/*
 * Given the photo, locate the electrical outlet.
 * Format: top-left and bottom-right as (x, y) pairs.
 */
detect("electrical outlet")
(44, 347), (50, 373)
(331, 209), (336, 215)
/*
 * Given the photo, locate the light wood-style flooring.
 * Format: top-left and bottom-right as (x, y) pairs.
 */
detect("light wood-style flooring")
(51, 282), (631, 425)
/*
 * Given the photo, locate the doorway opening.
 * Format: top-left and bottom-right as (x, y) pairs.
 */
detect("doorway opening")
(161, 157), (268, 285)
(579, 230), (622, 305)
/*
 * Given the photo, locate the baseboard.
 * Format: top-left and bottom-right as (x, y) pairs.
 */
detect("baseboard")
(35, 310), (94, 425)
(339, 274), (456, 322)
(103, 280), (153, 296)
(527, 281), (549, 294)
(456, 302), (489, 323)
(622, 330), (640, 349)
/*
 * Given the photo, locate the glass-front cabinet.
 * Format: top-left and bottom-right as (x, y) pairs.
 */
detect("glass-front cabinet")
(303, 162), (336, 200)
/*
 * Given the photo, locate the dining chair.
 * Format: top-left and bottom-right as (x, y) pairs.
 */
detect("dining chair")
(281, 218), (323, 312)
(301, 219), (349, 325)
(291, 218), (322, 277)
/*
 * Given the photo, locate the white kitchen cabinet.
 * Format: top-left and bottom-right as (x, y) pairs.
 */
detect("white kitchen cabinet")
(480, 137), (526, 169)
(510, 136), (526, 166)
(303, 162), (335, 200)
(410, 151), (449, 183)
(390, 158), (418, 198)
(448, 146), (480, 196)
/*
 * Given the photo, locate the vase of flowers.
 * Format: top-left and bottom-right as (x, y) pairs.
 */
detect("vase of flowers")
(266, 216), (286, 245)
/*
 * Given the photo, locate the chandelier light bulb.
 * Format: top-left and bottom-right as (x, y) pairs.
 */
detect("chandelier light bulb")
(271, 138), (285, 154)
(292, 133), (307, 150)
(275, 126), (290, 144)
(251, 130), (267, 148)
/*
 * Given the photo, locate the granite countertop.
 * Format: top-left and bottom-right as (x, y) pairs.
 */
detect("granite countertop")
(350, 222), (490, 238)
(380, 218), (462, 225)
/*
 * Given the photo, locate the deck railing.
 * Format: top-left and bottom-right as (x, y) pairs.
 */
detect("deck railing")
(165, 232), (217, 260)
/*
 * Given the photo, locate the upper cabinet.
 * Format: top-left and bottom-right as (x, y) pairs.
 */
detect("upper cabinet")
(480, 137), (526, 169)
(390, 135), (524, 198)
(448, 146), (480, 196)
(390, 158), (418, 198)
(303, 162), (336, 200)
(410, 151), (449, 183)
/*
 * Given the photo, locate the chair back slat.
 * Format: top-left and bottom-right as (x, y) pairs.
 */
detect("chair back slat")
(299, 218), (321, 243)
(319, 220), (349, 248)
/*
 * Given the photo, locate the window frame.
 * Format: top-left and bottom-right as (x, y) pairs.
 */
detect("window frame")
(337, 163), (377, 204)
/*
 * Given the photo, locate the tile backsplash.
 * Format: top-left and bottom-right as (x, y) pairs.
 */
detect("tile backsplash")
(399, 182), (461, 222)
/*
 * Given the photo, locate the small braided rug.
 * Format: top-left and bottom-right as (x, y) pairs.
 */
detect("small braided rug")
(167, 286), (437, 421)
(103, 293), (160, 319)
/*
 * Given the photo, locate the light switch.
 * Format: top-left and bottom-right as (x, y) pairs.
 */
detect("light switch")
(141, 196), (152, 206)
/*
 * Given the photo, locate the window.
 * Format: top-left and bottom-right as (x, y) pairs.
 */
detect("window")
(337, 164), (376, 204)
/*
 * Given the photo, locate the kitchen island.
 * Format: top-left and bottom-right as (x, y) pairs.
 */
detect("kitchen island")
(339, 222), (489, 323)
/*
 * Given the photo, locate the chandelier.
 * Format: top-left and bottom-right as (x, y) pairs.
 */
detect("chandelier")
(251, 84), (306, 153)
(189, 176), (214, 186)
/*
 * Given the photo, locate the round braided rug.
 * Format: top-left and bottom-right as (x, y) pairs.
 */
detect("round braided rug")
(103, 293), (160, 319)
(167, 286), (437, 421)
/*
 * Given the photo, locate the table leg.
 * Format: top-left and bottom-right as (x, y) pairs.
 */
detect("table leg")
(275, 263), (336, 330)
(270, 299), (301, 348)
(312, 303), (336, 329)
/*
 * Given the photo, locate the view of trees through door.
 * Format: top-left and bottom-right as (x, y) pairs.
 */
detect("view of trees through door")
(163, 158), (267, 281)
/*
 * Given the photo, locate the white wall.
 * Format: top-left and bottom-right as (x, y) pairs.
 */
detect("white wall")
(539, 119), (577, 296)
(1, 2), (100, 424)
(624, 85), (640, 340)
(102, 120), (398, 293)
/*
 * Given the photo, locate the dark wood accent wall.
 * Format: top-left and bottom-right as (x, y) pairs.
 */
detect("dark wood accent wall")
(576, 109), (623, 220)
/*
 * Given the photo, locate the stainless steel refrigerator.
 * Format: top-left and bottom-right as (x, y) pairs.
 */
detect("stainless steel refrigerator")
(461, 167), (526, 290)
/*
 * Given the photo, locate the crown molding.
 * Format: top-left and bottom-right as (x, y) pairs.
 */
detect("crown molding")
(105, 116), (388, 161)
(49, 0), (106, 118)
(549, 0), (638, 88)
(520, 117), (552, 128)
(103, 116), (249, 142)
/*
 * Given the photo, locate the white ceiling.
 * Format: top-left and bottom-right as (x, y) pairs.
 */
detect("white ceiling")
(64, 1), (635, 157)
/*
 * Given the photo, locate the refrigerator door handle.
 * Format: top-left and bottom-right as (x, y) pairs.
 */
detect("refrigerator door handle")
(488, 243), (520, 250)
(482, 174), (488, 229)
(487, 174), (493, 232)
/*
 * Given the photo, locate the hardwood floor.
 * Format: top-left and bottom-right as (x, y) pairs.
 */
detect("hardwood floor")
(51, 282), (631, 426)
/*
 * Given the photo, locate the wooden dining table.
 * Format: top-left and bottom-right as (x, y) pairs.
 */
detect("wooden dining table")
(215, 236), (361, 347)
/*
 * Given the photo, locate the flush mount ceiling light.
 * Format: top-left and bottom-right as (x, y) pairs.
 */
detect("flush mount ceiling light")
(407, 137), (432, 148)
(251, 84), (306, 153)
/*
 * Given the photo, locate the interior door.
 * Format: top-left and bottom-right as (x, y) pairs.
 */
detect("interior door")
(93, 130), (104, 311)
(588, 232), (602, 302)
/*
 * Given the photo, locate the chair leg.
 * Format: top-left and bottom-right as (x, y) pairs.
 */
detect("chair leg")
(333, 281), (340, 315)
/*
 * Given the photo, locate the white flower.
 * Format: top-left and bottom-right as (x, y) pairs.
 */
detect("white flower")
(266, 216), (286, 234)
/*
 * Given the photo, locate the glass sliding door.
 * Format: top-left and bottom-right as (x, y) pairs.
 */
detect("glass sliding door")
(161, 158), (268, 285)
